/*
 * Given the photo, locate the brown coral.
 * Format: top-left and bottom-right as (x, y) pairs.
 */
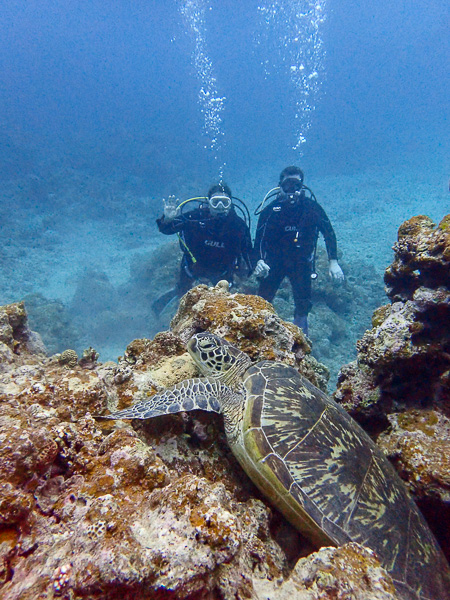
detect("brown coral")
(58, 348), (78, 368)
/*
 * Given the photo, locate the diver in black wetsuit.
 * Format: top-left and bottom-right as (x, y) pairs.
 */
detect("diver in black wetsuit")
(253, 166), (344, 336)
(152, 183), (253, 316)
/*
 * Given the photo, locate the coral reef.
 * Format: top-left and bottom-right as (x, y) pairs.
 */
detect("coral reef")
(384, 214), (450, 302)
(335, 215), (450, 556)
(2, 213), (449, 599)
(254, 543), (398, 600)
(0, 297), (403, 599)
(170, 280), (329, 391)
(0, 301), (46, 362)
(129, 243), (385, 384)
(78, 346), (100, 370)
(18, 240), (385, 383)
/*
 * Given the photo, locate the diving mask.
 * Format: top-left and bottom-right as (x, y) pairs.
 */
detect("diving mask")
(208, 194), (232, 213)
(280, 175), (303, 195)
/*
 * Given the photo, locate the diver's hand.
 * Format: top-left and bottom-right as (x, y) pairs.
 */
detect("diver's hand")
(254, 259), (270, 278)
(163, 195), (179, 222)
(329, 259), (344, 282)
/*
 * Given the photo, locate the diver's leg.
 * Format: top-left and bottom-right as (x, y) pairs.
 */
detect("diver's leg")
(152, 262), (193, 316)
(177, 262), (194, 295)
(151, 288), (179, 316)
(289, 260), (312, 336)
(257, 263), (284, 303)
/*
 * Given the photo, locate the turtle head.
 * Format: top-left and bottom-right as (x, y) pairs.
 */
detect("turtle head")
(187, 332), (252, 388)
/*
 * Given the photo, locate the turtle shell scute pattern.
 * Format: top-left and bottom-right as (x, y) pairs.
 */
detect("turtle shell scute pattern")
(242, 361), (450, 600)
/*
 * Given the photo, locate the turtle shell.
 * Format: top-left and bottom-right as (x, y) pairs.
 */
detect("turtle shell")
(234, 361), (450, 600)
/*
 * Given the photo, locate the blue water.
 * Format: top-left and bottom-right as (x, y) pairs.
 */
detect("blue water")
(0, 0), (448, 371)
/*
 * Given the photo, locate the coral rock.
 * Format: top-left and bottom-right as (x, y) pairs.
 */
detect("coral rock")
(0, 301), (46, 359)
(171, 283), (329, 391)
(0, 253), (446, 600)
(254, 543), (399, 599)
(377, 409), (450, 559)
(78, 346), (99, 369)
(378, 410), (450, 501)
(335, 214), (450, 557)
(385, 215), (450, 302)
(58, 348), (78, 368)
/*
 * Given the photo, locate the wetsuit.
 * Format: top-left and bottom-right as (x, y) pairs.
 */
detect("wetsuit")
(254, 190), (338, 318)
(153, 206), (252, 314)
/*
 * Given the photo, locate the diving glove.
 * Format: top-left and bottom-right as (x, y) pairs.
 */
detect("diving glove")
(163, 195), (179, 222)
(254, 259), (270, 278)
(329, 259), (344, 282)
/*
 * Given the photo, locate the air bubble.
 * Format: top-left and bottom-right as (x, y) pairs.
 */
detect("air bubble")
(180, 0), (226, 171)
(257, 0), (327, 153)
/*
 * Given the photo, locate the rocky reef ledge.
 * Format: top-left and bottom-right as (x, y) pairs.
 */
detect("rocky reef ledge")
(335, 214), (450, 557)
(0, 214), (448, 600)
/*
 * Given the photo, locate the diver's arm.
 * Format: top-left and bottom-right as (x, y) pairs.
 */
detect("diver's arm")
(315, 204), (344, 280)
(156, 214), (185, 235)
(252, 215), (272, 277)
(316, 203), (338, 261)
(156, 196), (185, 235)
(252, 208), (271, 263)
(240, 223), (254, 273)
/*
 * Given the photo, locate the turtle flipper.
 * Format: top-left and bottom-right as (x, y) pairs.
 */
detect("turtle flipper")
(97, 377), (227, 420)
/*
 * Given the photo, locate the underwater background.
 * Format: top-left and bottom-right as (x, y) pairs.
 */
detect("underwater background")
(0, 0), (448, 384)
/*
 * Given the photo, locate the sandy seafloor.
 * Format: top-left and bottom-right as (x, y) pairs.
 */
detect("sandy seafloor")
(0, 157), (447, 388)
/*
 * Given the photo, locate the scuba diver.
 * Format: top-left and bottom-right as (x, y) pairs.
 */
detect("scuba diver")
(253, 166), (344, 336)
(152, 183), (253, 316)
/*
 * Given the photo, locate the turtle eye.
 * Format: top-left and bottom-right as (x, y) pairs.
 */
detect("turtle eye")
(200, 337), (216, 349)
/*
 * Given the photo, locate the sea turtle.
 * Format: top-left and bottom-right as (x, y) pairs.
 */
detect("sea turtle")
(99, 332), (450, 600)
